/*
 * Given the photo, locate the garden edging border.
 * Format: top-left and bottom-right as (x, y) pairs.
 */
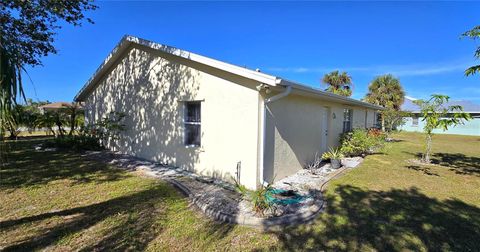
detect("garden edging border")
(166, 167), (351, 229)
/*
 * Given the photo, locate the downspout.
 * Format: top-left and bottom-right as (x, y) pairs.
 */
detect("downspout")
(259, 85), (292, 187)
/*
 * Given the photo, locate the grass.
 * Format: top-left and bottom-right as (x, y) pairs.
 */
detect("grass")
(1, 132), (479, 251)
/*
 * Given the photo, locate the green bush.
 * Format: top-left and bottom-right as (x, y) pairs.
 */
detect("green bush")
(340, 128), (385, 156)
(45, 135), (102, 151)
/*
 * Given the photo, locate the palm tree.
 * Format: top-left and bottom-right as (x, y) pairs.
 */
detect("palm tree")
(364, 74), (405, 131)
(1, 45), (25, 139)
(321, 71), (353, 97)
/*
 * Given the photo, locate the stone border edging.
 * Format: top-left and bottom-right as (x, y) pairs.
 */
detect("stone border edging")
(166, 172), (348, 229)
(82, 150), (356, 229)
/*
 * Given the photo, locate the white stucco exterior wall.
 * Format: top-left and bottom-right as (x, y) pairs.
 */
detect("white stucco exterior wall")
(263, 94), (377, 182)
(84, 45), (260, 189)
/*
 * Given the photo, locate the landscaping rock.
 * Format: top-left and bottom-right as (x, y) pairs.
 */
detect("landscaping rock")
(83, 150), (329, 228)
(341, 157), (364, 168)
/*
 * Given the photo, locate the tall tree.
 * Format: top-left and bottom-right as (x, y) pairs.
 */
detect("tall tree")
(462, 25), (480, 76)
(414, 95), (471, 163)
(364, 74), (405, 131)
(321, 71), (353, 97)
(0, 0), (97, 136)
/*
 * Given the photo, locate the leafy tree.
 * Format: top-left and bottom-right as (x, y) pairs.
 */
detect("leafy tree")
(36, 111), (57, 136)
(414, 95), (471, 163)
(82, 111), (126, 148)
(322, 71), (353, 97)
(64, 103), (85, 136)
(382, 109), (410, 132)
(364, 74), (405, 131)
(462, 25), (480, 76)
(0, 0), (97, 136)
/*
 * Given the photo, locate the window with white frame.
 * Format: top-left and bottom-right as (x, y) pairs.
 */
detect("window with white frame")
(412, 116), (419, 127)
(184, 102), (201, 146)
(343, 108), (353, 133)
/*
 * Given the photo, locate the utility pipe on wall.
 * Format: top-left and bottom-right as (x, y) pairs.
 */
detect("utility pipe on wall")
(259, 85), (292, 187)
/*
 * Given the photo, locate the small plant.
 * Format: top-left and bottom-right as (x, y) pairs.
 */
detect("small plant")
(249, 183), (275, 216)
(305, 152), (323, 170)
(321, 147), (344, 160)
(322, 147), (344, 169)
(232, 176), (249, 196)
(232, 176), (276, 216)
(367, 128), (385, 139)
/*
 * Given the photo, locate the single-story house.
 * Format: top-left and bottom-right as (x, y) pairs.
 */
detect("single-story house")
(399, 97), (480, 136)
(74, 35), (383, 190)
(39, 102), (84, 114)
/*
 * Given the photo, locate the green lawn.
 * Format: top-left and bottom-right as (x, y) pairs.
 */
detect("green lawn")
(1, 132), (479, 251)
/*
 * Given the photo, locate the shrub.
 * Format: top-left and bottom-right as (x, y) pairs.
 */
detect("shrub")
(81, 111), (126, 148)
(340, 128), (385, 156)
(367, 128), (386, 139)
(45, 135), (102, 151)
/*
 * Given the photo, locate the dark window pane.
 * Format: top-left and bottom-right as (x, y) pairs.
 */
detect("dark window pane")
(184, 102), (201, 146)
(412, 117), (419, 126)
(185, 124), (201, 146)
(343, 121), (351, 133)
(186, 102), (201, 123)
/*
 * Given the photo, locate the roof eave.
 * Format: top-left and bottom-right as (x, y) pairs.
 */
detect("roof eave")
(279, 79), (384, 110)
(74, 35), (279, 101)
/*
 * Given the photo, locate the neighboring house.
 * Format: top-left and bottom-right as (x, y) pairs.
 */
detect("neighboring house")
(39, 102), (84, 114)
(74, 36), (382, 189)
(399, 97), (480, 136)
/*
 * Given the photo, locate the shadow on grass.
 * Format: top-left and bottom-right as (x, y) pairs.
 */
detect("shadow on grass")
(261, 185), (480, 251)
(430, 153), (480, 176)
(0, 140), (128, 189)
(406, 152), (480, 177)
(1, 184), (171, 251)
(405, 165), (439, 176)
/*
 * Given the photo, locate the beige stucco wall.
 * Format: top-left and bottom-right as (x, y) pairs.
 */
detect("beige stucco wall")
(84, 45), (261, 189)
(263, 93), (377, 182)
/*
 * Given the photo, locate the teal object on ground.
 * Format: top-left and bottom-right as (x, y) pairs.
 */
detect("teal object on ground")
(265, 188), (308, 205)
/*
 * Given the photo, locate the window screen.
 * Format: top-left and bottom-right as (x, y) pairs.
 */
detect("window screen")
(343, 108), (353, 133)
(184, 102), (201, 146)
(412, 116), (419, 127)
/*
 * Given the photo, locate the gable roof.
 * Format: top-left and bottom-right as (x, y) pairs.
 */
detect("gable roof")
(39, 102), (84, 111)
(401, 97), (480, 113)
(74, 35), (383, 110)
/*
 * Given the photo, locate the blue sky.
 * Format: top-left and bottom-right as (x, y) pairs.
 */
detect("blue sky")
(24, 1), (480, 103)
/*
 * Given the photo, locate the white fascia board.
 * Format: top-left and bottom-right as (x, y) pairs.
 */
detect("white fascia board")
(279, 79), (385, 110)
